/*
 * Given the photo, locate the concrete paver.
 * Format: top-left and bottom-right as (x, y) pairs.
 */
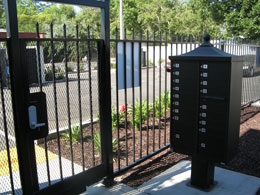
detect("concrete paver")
(85, 160), (260, 195)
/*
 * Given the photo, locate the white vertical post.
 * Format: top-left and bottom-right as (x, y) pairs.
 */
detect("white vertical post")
(119, 0), (124, 39)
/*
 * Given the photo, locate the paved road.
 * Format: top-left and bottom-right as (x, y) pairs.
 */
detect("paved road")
(41, 68), (171, 130)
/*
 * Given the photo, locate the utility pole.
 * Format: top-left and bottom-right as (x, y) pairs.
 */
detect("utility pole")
(119, 0), (124, 39)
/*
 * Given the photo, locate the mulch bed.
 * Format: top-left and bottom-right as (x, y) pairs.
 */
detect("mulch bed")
(118, 105), (260, 195)
(40, 105), (260, 194)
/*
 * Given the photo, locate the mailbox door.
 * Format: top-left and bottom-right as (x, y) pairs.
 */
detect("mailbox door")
(197, 61), (231, 162)
(170, 61), (200, 155)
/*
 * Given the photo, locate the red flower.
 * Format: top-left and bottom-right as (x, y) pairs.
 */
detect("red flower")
(119, 105), (126, 113)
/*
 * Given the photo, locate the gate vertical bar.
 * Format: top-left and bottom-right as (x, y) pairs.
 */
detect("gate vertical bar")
(99, 0), (114, 186)
(115, 27), (121, 170)
(139, 31), (143, 158)
(146, 31), (150, 155)
(87, 26), (96, 167)
(4, 0), (39, 193)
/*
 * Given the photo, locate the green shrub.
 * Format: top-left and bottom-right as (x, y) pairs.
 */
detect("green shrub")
(164, 91), (171, 108)
(44, 67), (54, 81)
(93, 131), (118, 157)
(128, 100), (151, 130)
(80, 64), (85, 72)
(67, 65), (73, 72)
(110, 63), (116, 69)
(111, 106), (126, 130)
(153, 91), (171, 119)
(62, 125), (82, 143)
(44, 67), (65, 81)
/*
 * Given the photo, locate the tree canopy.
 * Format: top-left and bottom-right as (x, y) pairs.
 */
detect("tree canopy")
(1, 0), (260, 40)
(0, 0), (5, 28)
(196, 0), (260, 40)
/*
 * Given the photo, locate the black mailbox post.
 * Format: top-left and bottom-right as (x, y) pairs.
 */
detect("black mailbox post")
(169, 34), (243, 189)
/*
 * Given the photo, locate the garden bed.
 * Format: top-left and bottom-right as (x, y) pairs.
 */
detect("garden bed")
(119, 105), (260, 195)
(39, 105), (260, 194)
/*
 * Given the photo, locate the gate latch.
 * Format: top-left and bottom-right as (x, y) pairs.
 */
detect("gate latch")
(28, 92), (49, 139)
(28, 105), (46, 129)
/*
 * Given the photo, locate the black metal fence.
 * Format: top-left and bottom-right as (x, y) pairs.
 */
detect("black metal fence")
(1, 29), (260, 194)
(110, 32), (260, 175)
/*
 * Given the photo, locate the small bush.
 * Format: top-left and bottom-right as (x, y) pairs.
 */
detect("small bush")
(93, 131), (118, 157)
(44, 67), (54, 81)
(67, 65), (73, 72)
(128, 100), (151, 130)
(80, 64), (85, 71)
(44, 67), (65, 81)
(153, 91), (171, 119)
(110, 63), (116, 69)
(62, 125), (82, 143)
(111, 105), (126, 130)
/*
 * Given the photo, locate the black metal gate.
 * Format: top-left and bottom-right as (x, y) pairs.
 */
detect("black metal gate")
(1, 0), (112, 194)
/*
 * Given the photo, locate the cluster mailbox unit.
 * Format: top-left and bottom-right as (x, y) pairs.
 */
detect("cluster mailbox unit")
(169, 34), (243, 189)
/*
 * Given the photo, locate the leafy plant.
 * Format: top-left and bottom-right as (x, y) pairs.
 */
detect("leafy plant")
(111, 105), (126, 130)
(110, 63), (116, 69)
(93, 131), (118, 157)
(128, 100), (151, 130)
(93, 132), (101, 155)
(80, 64), (85, 72)
(55, 72), (65, 80)
(44, 67), (54, 81)
(44, 67), (65, 81)
(67, 65), (73, 72)
(62, 125), (82, 143)
(153, 92), (171, 119)
(164, 91), (171, 109)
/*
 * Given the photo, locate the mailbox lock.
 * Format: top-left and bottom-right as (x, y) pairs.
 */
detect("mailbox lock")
(199, 120), (206, 125)
(200, 81), (208, 86)
(173, 86), (180, 91)
(200, 105), (207, 110)
(200, 143), (206, 148)
(200, 89), (207, 94)
(174, 109), (179, 113)
(173, 101), (179, 106)
(173, 116), (179, 120)
(201, 64), (208, 69)
(199, 128), (206, 133)
(174, 94), (179, 99)
(174, 79), (180, 83)
(173, 71), (180, 76)
(173, 63), (180, 68)
(200, 72), (208, 78)
(200, 113), (207, 118)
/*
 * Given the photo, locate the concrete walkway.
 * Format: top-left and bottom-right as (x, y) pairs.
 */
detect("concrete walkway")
(1, 158), (259, 194)
(83, 160), (260, 195)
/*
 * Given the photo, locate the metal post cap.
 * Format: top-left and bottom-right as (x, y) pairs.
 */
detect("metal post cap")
(203, 34), (211, 42)
(201, 34), (213, 47)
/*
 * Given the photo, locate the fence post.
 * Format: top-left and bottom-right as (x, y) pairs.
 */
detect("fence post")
(220, 39), (225, 51)
(100, 1), (114, 186)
